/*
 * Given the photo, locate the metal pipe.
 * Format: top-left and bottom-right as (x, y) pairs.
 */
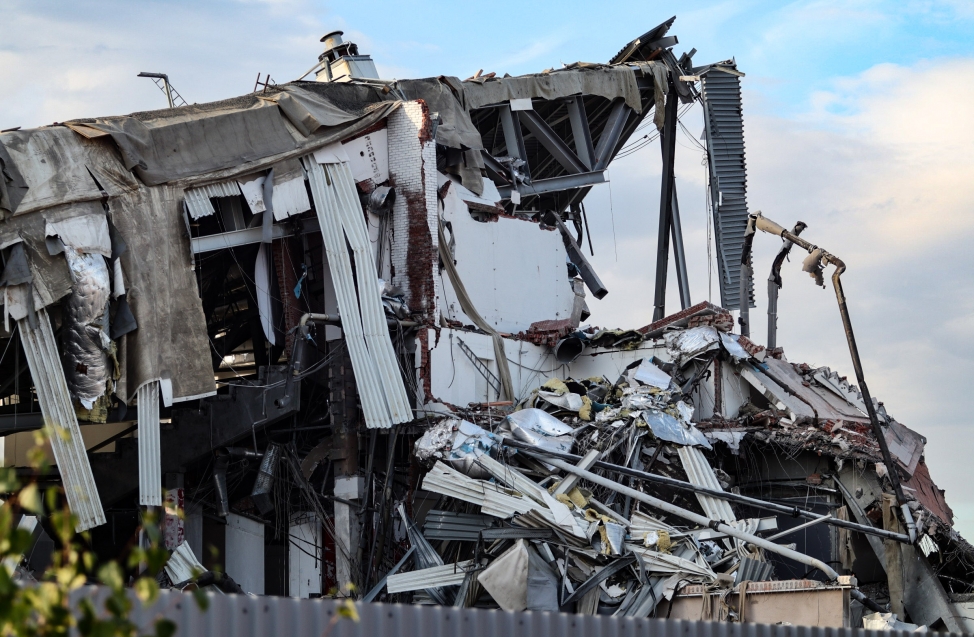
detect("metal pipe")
(767, 278), (779, 349)
(765, 513), (831, 541)
(250, 443), (282, 515)
(751, 213), (918, 544)
(212, 452), (230, 517)
(299, 312), (419, 329)
(851, 588), (886, 614)
(652, 78), (679, 322)
(501, 439), (911, 543)
(767, 222), (807, 349)
(535, 453), (839, 581)
(137, 72), (175, 109)
(738, 215), (756, 337)
(300, 312), (341, 326)
(670, 184), (691, 310)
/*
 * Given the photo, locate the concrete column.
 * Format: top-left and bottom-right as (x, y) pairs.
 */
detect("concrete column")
(333, 476), (363, 591)
(184, 501), (203, 563)
(289, 512), (322, 598)
(225, 513), (265, 594)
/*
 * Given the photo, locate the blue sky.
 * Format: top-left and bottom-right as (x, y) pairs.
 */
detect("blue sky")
(2, 0), (974, 537)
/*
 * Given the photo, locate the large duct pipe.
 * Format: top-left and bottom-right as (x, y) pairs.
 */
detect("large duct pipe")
(212, 452), (230, 518)
(553, 335), (585, 363)
(213, 447), (262, 517)
(250, 443), (282, 515)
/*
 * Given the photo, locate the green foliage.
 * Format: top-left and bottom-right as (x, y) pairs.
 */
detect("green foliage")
(0, 430), (185, 637)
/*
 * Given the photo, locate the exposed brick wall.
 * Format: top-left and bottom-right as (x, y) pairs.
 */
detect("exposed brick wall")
(388, 101), (440, 323)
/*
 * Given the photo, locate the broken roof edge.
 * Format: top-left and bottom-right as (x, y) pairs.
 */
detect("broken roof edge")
(610, 16), (677, 65)
(637, 301), (730, 338)
(461, 64), (645, 114)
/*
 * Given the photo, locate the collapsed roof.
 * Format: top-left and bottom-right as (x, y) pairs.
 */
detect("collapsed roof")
(0, 18), (970, 632)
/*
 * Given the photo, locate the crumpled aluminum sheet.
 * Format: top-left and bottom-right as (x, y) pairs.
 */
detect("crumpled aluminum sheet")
(621, 387), (670, 412)
(630, 358), (672, 390)
(705, 430), (747, 454)
(501, 408), (575, 455)
(718, 332), (751, 360)
(538, 390), (583, 411)
(414, 418), (499, 478)
(61, 250), (112, 409)
(639, 409), (712, 449)
(664, 326), (720, 363)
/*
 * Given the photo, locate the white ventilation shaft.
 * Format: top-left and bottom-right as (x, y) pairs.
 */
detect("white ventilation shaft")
(315, 30), (379, 83)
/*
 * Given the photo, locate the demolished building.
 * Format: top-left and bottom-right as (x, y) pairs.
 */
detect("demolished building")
(1, 17), (972, 631)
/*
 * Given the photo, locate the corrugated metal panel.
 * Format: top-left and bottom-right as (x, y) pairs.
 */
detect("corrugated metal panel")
(272, 175), (312, 220)
(676, 446), (736, 524)
(423, 510), (493, 541)
(305, 158), (390, 428)
(420, 462), (528, 518)
(386, 561), (476, 593)
(736, 557), (774, 583)
(184, 181), (242, 219)
(700, 65), (753, 310)
(19, 309), (105, 531)
(324, 162), (412, 423)
(475, 454), (549, 504)
(304, 157), (412, 428)
(138, 380), (161, 506)
(83, 586), (959, 637)
(164, 541), (205, 584)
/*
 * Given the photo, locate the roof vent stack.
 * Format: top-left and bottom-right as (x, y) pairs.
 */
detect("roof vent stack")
(315, 30), (379, 83)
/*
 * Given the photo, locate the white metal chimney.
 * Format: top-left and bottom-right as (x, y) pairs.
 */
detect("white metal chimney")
(315, 31), (379, 83)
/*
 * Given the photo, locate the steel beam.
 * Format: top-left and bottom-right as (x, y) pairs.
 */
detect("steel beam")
(498, 105), (529, 178)
(543, 211), (608, 299)
(566, 96), (595, 170)
(191, 218), (319, 254)
(670, 183), (691, 309)
(652, 80), (678, 322)
(517, 109), (587, 175)
(594, 99), (632, 170)
(480, 152), (512, 186)
(496, 170), (606, 199)
(0, 412), (43, 434)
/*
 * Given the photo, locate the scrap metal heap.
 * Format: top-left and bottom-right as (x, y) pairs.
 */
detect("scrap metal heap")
(1, 17), (972, 632)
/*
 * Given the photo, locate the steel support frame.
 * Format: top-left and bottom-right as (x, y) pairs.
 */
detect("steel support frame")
(482, 96), (636, 209)
(498, 105), (529, 178)
(566, 96), (595, 170)
(543, 211), (608, 299)
(496, 171), (606, 199)
(191, 217), (320, 254)
(555, 99), (641, 214)
(652, 78), (692, 321)
(594, 99), (631, 170)
(517, 109), (588, 175)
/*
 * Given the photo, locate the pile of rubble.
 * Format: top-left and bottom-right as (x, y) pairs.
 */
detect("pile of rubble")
(332, 313), (970, 630)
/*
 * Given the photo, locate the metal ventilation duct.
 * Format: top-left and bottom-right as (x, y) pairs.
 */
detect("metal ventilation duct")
(700, 63), (753, 310)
